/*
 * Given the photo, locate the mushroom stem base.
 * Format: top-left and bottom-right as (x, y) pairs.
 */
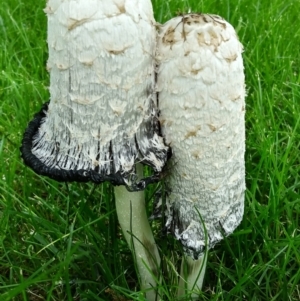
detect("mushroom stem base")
(114, 164), (160, 301)
(177, 253), (207, 299)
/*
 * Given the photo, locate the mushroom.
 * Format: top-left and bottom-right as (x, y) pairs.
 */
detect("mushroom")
(21, 1), (170, 299)
(156, 14), (246, 298)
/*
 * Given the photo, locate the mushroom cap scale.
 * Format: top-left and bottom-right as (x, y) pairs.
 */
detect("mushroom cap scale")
(21, 0), (170, 190)
(156, 14), (246, 259)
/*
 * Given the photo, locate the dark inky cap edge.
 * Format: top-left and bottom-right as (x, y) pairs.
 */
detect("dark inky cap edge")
(20, 102), (168, 191)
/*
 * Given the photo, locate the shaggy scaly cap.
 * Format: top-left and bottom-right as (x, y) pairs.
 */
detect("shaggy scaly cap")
(21, 0), (170, 190)
(156, 14), (246, 258)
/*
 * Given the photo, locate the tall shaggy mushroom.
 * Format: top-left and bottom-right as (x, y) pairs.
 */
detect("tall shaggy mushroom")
(156, 14), (245, 298)
(20, 0), (170, 299)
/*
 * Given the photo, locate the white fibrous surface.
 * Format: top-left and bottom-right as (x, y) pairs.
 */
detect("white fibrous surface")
(156, 14), (246, 258)
(32, 0), (168, 184)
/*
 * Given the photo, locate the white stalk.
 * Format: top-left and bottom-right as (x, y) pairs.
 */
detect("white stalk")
(177, 253), (207, 299)
(114, 164), (161, 301)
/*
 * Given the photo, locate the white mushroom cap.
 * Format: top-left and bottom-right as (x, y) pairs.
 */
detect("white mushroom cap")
(21, 0), (170, 190)
(156, 14), (246, 258)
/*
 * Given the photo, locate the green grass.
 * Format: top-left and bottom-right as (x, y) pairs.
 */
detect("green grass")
(1, 0), (299, 300)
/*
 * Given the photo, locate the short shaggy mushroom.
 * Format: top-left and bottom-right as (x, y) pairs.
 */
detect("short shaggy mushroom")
(156, 13), (246, 297)
(21, 1), (170, 300)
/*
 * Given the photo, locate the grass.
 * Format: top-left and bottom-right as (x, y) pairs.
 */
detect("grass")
(0, 0), (299, 300)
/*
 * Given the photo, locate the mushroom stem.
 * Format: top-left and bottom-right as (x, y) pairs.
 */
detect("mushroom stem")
(177, 253), (207, 299)
(114, 164), (160, 301)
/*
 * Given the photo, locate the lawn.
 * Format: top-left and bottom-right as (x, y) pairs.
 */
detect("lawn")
(0, 0), (299, 300)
